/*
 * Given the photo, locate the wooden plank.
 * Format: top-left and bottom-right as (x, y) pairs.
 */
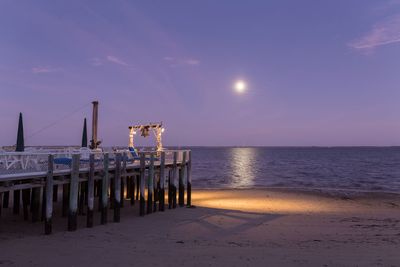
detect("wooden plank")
(101, 153), (109, 224)
(179, 151), (186, 207)
(147, 153), (154, 214)
(45, 154), (54, 235)
(87, 154), (95, 228)
(139, 153), (145, 216)
(114, 153), (121, 222)
(187, 150), (192, 207)
(68, 154), (80, 231)
(159, 152), (165, 211)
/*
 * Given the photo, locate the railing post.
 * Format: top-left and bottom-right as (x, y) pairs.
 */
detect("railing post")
(87, 154), (95, 228)
(159, 152), (165, 211)
(45, 154), (54, 235)
(101, 153), (109, 224)
(139, 153), (146, 216)
(68, 154), (80, 231)
(147, 153), (154, 214)
(114, 153), (121, 222)
(187, 150), (192, 207)
(179, 151), (186, 207)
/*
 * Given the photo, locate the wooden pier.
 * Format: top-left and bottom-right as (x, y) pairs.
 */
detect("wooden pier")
(0, 150), (192, 234)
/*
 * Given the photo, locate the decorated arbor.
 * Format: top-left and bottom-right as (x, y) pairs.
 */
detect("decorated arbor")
(128, 122), (165, 151)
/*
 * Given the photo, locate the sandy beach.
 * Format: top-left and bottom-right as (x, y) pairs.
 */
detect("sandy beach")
(0, 188), (399, 266)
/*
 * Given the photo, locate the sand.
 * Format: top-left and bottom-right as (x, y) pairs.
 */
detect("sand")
(0, 188), (400, 266)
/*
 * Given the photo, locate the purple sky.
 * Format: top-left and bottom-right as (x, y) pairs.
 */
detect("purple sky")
(1, 0), (400, 147)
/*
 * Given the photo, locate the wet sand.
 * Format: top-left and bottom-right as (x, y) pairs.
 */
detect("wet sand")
(0, 188), (400, 266)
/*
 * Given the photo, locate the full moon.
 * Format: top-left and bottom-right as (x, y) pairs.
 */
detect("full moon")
(234, 80), (247, 94)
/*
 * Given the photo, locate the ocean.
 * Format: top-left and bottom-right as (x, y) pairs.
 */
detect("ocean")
(188, 147), (400, 192)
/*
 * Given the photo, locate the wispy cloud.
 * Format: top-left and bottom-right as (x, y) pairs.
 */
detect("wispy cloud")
(89, 57), (103, 66)
(106, 55), (129, 66)
(163, 56), (200, 67)
(31, 66), (60, 74)
(185, 59), (200, 65)
(349, 14), (400, 50)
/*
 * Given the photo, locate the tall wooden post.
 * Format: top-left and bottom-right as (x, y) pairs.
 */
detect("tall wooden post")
(101, 153), (109, 224)
(147, 153), (154, 214)
(68, 154), (80, 231)
(91, 101), (99, 149)
(139, 153), (145, 216)
(187, 150), (192, 207)
(45, 154), (54, 235)
(159, 152), (165, 211)
(114, 153), (121, 222)
(121, 153), (127, 208)
(178, 151), (186, 207)
(172, 152), (178, 209)
(87, 154), (95, 228)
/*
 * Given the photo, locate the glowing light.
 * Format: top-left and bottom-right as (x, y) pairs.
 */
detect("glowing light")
(161, 128), (165, 133)
(234, 80), (247, 94)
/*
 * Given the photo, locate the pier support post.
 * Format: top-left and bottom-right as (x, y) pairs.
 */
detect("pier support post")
(22, 189), (30, 220)
(179, 151), (186, 207)
(13, 189), (20, 215)
(68, 154), (80, 231)
(139, 153), (145, 216)
(186, 151), (192, 207)
(87, 154), (95, 228)
(114, 153), (121, 222)
(101, 153), (109, 224)
(159, 152), (165, 211)
(3, 191), (9, 208)
(130, 175), (135, 206)
(172, 152), (178, 209)
(121, 154), (127, 208)
(45, 154), (54, 235)
(147, 153), (154, 214)
(31, 187), (41, 223)
(62, 182), (69, 217)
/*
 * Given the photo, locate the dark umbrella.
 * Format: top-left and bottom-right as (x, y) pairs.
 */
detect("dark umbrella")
(81, 118), (88, 147)
(16, 112), (24, 152)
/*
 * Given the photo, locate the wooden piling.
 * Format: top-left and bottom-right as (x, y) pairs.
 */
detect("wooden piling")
(87, 154), (95, 228)
(22, 189), (30, 220)
(139, 153), (145, 216)
(147, 153), (154, 214)
(3, 191), (9, 208)
(31, 187), (41, 223)
(172, 152), (178, 209)
(187, 150), (192, 207)
(68, 154), (80, 231)
(45, 154), (54, 235)
(121, 153), (127, 208)
(136, 175), (140, 201)
(114, 153), (121, 222)
(62, 183), (69, 217)
(130, 175), (136, 205)
(168, 170), (172, 209)
(159, 152), (165, 211)
(13, 189), (20, 214)
(78, 180), (85, 215)
(101, 153), (109, 224)
(179, 151), (186, 207)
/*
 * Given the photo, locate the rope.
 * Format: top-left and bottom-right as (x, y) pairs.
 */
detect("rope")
(25, 102), (91, 141)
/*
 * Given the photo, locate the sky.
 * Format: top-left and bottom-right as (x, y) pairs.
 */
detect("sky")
(1, 0), (400, 147)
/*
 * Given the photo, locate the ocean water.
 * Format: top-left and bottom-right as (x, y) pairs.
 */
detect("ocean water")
(188, 147), (400, 192)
